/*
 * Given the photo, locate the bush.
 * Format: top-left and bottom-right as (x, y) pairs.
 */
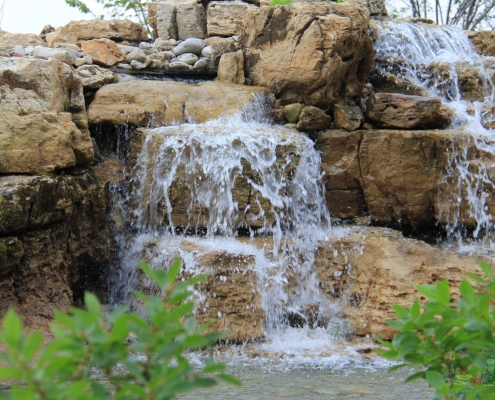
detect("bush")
(376, 260), (495, 399)
(0, 259), (240, 399)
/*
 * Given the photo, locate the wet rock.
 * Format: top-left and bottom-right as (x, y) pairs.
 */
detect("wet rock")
(46, 19), (147, 47)
(173, 37), (205, 56)
(81, 38), (126, 67)
(296, 106), (332, 131)
(217, 50), (244, 85)
(457, 66), (484, 102)
(31, 46), (78, 65)
(315, 227), (493, 339)
(283, 103), (303, 124)
(467, 30), (495, 57)
(316, 129), (495, 227)
(0, 57), (93, 173)
(0, 170), (112, 328)
(177, 52), (198, 65)
(239, 2), (374, 107)
(333, 104), (364, 131)
(116, 63), (133, 70)
(157, 0), (207, 40)
(88, 81), (269, 126)
(126, 47), (147, 63)
(482, 104), (495, 129)
(327, 317), (353, 340)
(365, 92), (453, 129)
(76, 64), (117, 90)
(207, 1), (257, 37)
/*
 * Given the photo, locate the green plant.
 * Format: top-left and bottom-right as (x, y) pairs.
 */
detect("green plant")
(268, 0), (293, 6)
(0, 259), (240, 399)
(376, 260), (495, 399)
(65, 0), (154, 34)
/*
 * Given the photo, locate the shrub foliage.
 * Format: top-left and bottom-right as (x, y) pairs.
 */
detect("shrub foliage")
(0, 259), (239, 399)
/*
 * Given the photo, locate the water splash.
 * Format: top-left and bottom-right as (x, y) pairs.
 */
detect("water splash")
(374, 21), (495, 248)
(109, 97), (336, 334)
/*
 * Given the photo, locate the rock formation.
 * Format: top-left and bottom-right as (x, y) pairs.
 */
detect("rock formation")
(239, 1), (374, 107)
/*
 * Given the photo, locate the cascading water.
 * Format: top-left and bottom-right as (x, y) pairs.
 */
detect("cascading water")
(374, 21), (495, 250)
(108, 96), (342, 341)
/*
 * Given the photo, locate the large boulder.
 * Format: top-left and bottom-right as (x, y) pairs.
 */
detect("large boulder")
(316, 129), (495, 227)
(466, 30), (495, 57)
(0, 170), (112, 328)
(46, 19), (148, 47)
(0, 57), (93, 173)
(239, 2), (374, 107)
(132, 227), (489, 341)
(365, 92), (453, 129)
(0, 30), (46, 48)
(87, 80), (269, 126)
(156, 0), (207, 40)
(207, 1), (257, 37)
(316, 227), (490, 339)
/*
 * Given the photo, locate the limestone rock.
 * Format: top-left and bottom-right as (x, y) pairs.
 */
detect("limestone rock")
(81, 38), (126, 67)
(177, 53), (198, 65)
(0, 30), (46, 47)
(180, 240), (265, 341)
(315, 129), (495, 227)
(283, 103), (303, 124)
(126, 47), (147, 63)
(365, 93), (453, 129)
(205, 36), (237, 66)
(482, 104), (495, 129)
(76, 64), (117, 90)
(333, 104), (364, 131)
(148, 2), (159, 40)
(467, 30), (495, 57)
(130, 60), (147, 69)
(296, 106), (332, 131)
(239, 2), (374, 107)
(88, 80), (269, 126)
(31, 46), (79, 65)
(146, 53), (170, 69)
(173, 38), (205, 56)
(46, 19), (147, 47)
(0, 170), (112, 328)
(156, 0), (207, 40)
(315, 227), (491, 339)
(193, 59), (207, 70)
(207, 1), (257, 37)
(217, 50), (244, 85)
(0, 57), (93, 173)
(169, 61), (191, 70)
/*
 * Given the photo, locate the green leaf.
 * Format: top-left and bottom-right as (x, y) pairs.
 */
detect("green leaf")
(405, 371), (425, 383)
(217, 373), (242, 386)
(2, 309), (22, 347)
(23, 331), (43, 360)
(425, 370), (446, 390)
(84, 292), (102, 317)
(435, 279), (451, 305)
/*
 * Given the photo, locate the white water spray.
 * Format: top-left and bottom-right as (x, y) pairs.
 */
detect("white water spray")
(374, 22), (495, 248)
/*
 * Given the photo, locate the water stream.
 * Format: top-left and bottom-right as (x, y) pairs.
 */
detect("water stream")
(374, 22), (495, 250)
(101, 23), (495, 393)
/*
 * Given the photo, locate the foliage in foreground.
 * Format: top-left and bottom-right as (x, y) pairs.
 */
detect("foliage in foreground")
(377, 260), (495, 399)
(0, 259), (239, 399)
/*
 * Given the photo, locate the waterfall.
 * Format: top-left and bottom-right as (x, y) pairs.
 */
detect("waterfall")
(374, 21), (495, 249)
(108, 96), (336, 336)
